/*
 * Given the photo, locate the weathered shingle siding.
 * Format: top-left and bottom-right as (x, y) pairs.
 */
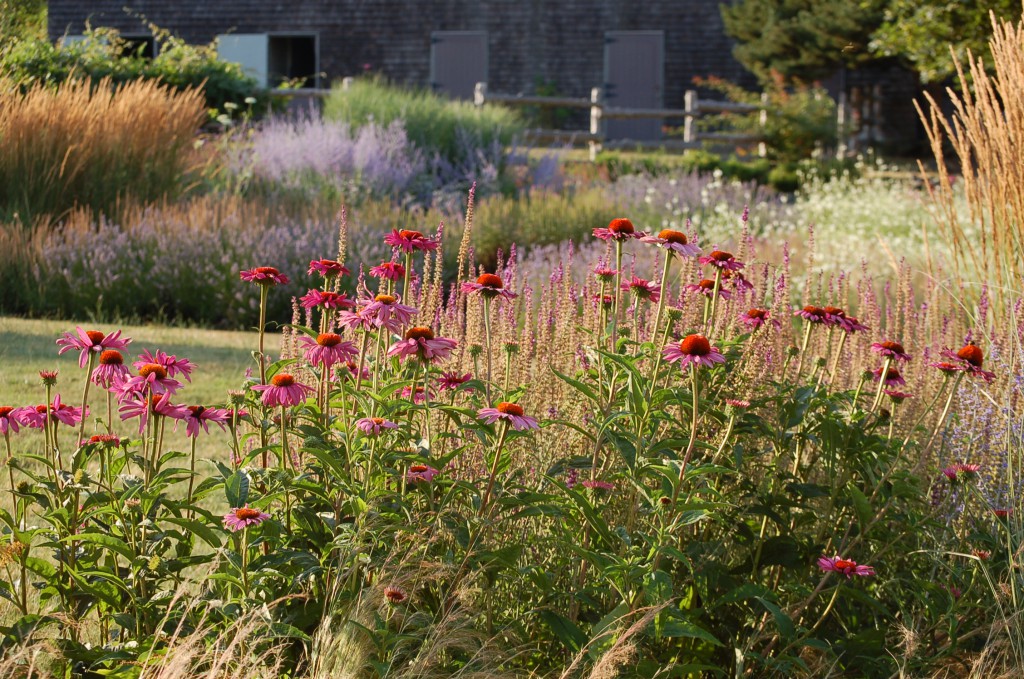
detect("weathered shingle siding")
(47, 0), (757, 107)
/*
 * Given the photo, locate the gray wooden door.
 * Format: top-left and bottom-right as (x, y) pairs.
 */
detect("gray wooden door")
(604, 31), (665, 141)
(430, 32), (488, 100)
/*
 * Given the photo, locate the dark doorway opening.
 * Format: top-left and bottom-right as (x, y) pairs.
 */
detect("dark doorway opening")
(269, 35), (318, 87)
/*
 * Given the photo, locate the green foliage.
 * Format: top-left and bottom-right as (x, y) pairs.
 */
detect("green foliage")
(768, 164), (800, 192)
(0, 27), (266, 112)
(870, 0), (1021, 82)
(0, 0), (45, 46)
(594, 149), (771, 184)
(722, 0), (887, 82)
(323, 76), (525, 171)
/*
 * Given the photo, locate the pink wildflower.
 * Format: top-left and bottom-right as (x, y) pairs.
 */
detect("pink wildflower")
(388, 327), (458, 363)
(133, 349), (195, 382)
(300, 289), (354, 310)
(359, 294), (418, 334)
(406, 464), (439, 483)
(251, 374), (314, 407)
(818, 555), (875, 578)
(239, 266), (289, 286)
(355, 417), (399, 435)
(621, 276), (660, 302)
(686, 278), (731, 300)
(308, 259), (350, 278)
(795, 306), (827, 323)
(299, 333), (359, 369)
(0, 406), (31, 436)
(871, 340), (912, 362)
(738, 308), (773, 330)
(56, 327), (132, 369)
(581, 480), (615, 491)
(384, 229), (438, 253)
(640, 228), (701, 257)
(477, 402), (539, 431)
(662, 335), (726, 370)
(593, 217), (642, 241)
(699, 250), (744, 271)
(118, 393), (188, 434)
(91, 350), (132, 388)
(176, 405), (231, 438)
(438, 371), (472, 391)
(872, 367), (906, 387)
(462, 273), (517, 301)
(223, 505), (270, 532)
(369, 261), (406, 281)
(942, 463), (981, 483)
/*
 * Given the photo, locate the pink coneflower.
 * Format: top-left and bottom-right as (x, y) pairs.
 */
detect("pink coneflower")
(308, 259), (350, 278)
(401, 385), (432, 404)
(118, 393), (188, 434)
(27, 395), (86, 428)
(581, 479), (615, 491)
(941, 343), (996, 382)
(974, 550), (991, 560)
(355, 417), (399, 435)
(91, 350), (131, 388)
(685, 278), (732, 300)
(622, 276), (660, 302)
(251, 374), (314, 407)
(223, 505), (270, 532)
(994, 508), (1013, 519)
(930, 361), (963, 376)
(114, 363), (183, 397)
(0, 406), (30, 435)
(477, 402), (540, 431)
(299, 333), (359, 369)
(872, 366), (905, 387)
(884, 390), (913, 404)
(384, 228), (439, 253)
(592, 265), (620, 282)
(85, 434), (121, 448)
(438, 371), (472, 391)
(942, 463), (981, 483)
(406, 464), (439, 484)
(176, 405), (231, 438)
(871, 340), (912, 362)
(821, 306), (847, 327)
(239, 266), (289, 286)
(738, 308), (772, 330)
(300, 289), (354, 310)
(817, 555), (875, 578)
(837, 315), (869, 333)
(640, 229), (701, 257)
(369, 261), (406, 281)
(723, 270), (754, 293)
(336, 361), (372, 383)
(383, 585), (408, 604)
(57, 327), (132, 369)
(360, 294), (418, 334)
(663, 335), (726, 370)
(725, 398), (751, 409)
(593, 217), (642, 241)
(593, 293), (614, 309)
(699, 250), (744, 271)
(462, 273), (517, 301)
(39, 371), (58, 386)
(388, 327), (458, 363)
(133, 349), (195, 382)
(794, 306), (827, 323)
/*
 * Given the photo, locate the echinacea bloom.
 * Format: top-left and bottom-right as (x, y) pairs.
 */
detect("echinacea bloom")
(401, 385), (432, 404)
(872, 367), (905, 387)
(592, 265), (620, 282)
(57, 327), (132, 369)
(685, 278), (731, 300)
(884, 390), (913, 404)
(360, 294), (418, 334)
(817, 555), (876, 578)
(118, 393), (188, 434)
(622, 276), (661, 302)
(251, 374), (314, 408)
(738, 308), (772, 330)
(994, 508), (1013, 519)
(593, 294), (614, 309)
(355, 417), (399, 435)
(438, 371), (472, 391)
(699, 250), (744, 271)
(593, 217), (642, 241)
(406, 464), (439, 484)
(223, 505), (270, 532)
(134, 349), (195, 382)
(85, 434), (121, 448)
(723, 270), (754, 293)
(91, 350), (131, 388)
(336, 361), (372, 383)
(114, 363), (183, 398)
(725, 398), (751, 409)
(388, 327), (458, 363)
(871, 340), (912, 362)
(239, 266), (289, 286)
(477, 402), (540, 431)
(942, 463), (981, 483)
(383, 586), (408, 604)
(663, 335), (726, 370)
(308, 259), (350, 278)
(640, 229), (701, 257)
(821, 306), (847, 327)
(384, 228), (438, 253)
(930, 361), (963, 376)
(941, 343), (996, 382)
(369, 261), (406, 281)
(176, 405), (231, 438)
(795, 306), (827, 323)
(837, 315), (869, 334)
(0, 406), (31, 436)
(25, 395), (87, 428)
(973, 550), (991, 560)
(39, 370), (58, 386)
(582, 479), (615, 491)
(300, 289), (354, 310)
(462, 273), (518, 301)
(298, 333), (359, 369)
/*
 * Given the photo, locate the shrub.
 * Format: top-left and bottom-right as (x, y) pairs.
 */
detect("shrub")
(0, 77), (205, 223)
(767, 163), (799, 192)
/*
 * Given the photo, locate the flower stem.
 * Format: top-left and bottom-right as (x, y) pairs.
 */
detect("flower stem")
(793, 322), (813, 381)
(670, 367), (701, 508)
(482, 296), (494, 402)
(402, 252), (413, 302)
(479, 421), (510, 517)
(257, 285), (269, 386)
(611, 241), (623, 349)
(869, 357), (893, 413)
(827, 330), (848, 387)
(647, 252), (673, 387)
(900, 374), (949, 452)
(707, 269), (723, 332)
(78, 353), (96, 444)
(925, 372), (965, 452)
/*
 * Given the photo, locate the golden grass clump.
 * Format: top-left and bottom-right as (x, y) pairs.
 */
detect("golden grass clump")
(918, 7), (1024, 301)
(0, 77), (206, 223)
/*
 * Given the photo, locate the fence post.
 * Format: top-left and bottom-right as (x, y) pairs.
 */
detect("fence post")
(474, 82), (487, 107)
(836, 89), (848, 158)
(589, 86), (604, 161)
(757, 92), (769, 158)
(683, 89), (698, 145)
(341, 76), (354, 92)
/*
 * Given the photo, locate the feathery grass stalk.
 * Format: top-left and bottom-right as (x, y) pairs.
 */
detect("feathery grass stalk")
(479, 421), (510, 516)
(869, 357), (893, 413)
(77, 352), (96, 443)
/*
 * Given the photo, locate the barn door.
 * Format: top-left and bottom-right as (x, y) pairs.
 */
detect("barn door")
(430, 31), (488, 100)
(603, 31), (664, 141)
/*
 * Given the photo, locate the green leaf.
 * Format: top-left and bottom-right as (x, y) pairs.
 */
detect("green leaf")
(849, 486), (873, 530)
(68, 533), (135, 562)
(538, 609), (587, 652)
(162, 517), (222, 549)
(224, 470), (250, 508)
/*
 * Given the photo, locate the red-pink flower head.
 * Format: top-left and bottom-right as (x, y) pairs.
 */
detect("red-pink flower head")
(0, 406), (31, 436)
(685, 278), (731, 300)
(300, 289), (354, 310)
(387, 326), (457, 363)
(940, 343), (995, 382)
(818, 555), (875, 578)
(592, 264), (620, 282)
(239, 266), (289, 286)
(462, 273), (517, 301)
(355, 417), (399, 436)
(663, 334), (726, 370)
(477, 402), (540, 431)
(251, 373), (314, 408)
(299, 333), (359, 369)
(795, 306), (827, 324)
(57, 327), (132, 369)
(640, 229), (701, 257)
(406, 464), (439, 484)
(871, 340), (912, 362)
(384, 228), (439, 253)
(118, 392), (187, 434)
(438, 371), (473, 391)
(942, 462), (980, 483)
(872, 366), (905, 386)
(223, 505), (270, 532)
(738, 308), (773, 330)
(91, 350), (131, 388)
(369, 261), (406, 281)
(308, 259), (350, 278)
(699, 250), (744, 271)
(621, 276), (660, 302)
(360, 293), (418, 334)
(176, 405), (231, 438)
(593, 218), (642, 241)
(884, 390), (913, 404)
(133, 349), (194, 382)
